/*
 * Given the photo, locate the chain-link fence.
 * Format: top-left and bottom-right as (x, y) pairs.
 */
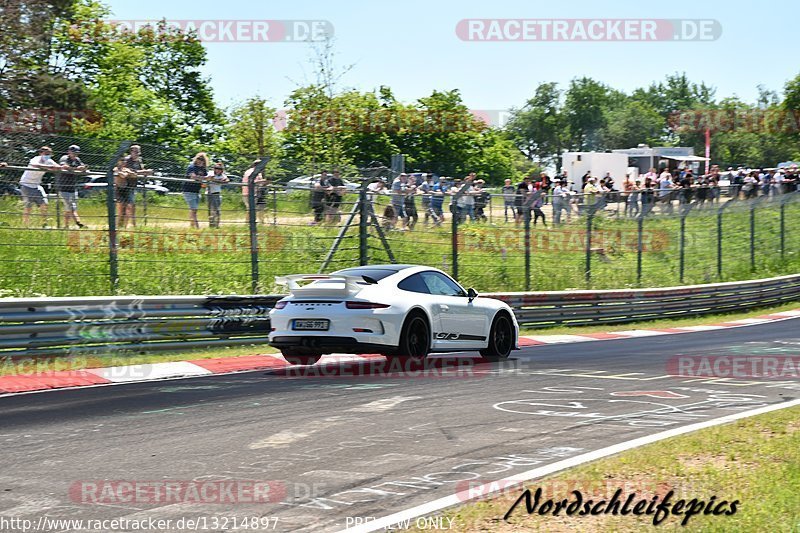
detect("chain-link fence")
(0, 131), (798, 297)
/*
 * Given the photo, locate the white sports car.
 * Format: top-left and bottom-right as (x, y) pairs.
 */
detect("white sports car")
(268, 264), (519, 365)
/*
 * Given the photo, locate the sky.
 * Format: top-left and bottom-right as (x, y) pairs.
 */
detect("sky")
(105, 0), (797, 115)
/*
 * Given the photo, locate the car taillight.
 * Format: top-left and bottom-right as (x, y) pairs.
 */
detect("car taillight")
(346, 301), (390, 309)
(274, 301), (287, 309)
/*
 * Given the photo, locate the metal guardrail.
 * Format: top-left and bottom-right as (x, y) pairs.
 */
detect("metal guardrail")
(1, 273), (798, 358)
(488, 273), (800, 327)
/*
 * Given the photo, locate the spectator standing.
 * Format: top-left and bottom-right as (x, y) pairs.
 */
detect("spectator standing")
(429, 178), (445, 226)
(622, 174), (634, 217)
(366, 178), (386, 216)
(403, 181), (419, 230)
(551, 179), (569, 225)
(114, 157), (138, 228)
(117, 144), (151, 228)
(629, 180), (642, 217)
(658, 169), (675, 214)
(742, 172), (758, 199)
(641, 177), (656, 216)
(456, 173), (477, 223)
(531, 183), (546, 226)
(514, 176), (531, 225)
(310, 172), (328, 225)
(183, 153), (208, 229)
(206, 162), (229, 228)
(390, 173), (408, 226)
(419, 174), (432, 224)
(57, 145), (88, 228)
(325, 170), (346, 224)
(19, 146), (59, 227)
(473, 179), (489, 222)
(501, 178), (516, 222)
(583, 177), (600, 209)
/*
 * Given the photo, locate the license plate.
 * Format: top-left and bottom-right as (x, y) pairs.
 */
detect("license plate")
(292, 319), (329, 331)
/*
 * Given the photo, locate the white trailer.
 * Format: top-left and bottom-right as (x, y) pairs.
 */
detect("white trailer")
(561, 152), (629, 192)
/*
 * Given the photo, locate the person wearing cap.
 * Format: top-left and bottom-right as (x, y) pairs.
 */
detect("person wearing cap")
(57, 144), (88, 228)
(19, 146), (60, 227)
(428, 176), (445, 226)
(583, 176), (600, 209)
(116, 144), (152, 228)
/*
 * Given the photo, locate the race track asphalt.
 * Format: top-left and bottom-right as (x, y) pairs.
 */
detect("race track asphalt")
(1, 319), (799, 532)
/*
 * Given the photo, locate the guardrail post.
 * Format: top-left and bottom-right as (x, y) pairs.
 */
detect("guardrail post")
(359, 179), (368, 266)
(106, 141), (132, 294)
(584, 206), (594, 287)
(248, 157), (271, 292)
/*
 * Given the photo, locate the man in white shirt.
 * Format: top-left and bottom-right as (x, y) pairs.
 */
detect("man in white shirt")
(20, 146), (60, 227)
(658, 170), (675, 214)
(552, 179), (570, 225)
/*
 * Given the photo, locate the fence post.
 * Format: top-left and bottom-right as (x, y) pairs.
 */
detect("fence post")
(678, 204), (692, 283)
(272, 186), (277, 226)
(749, 199), (755, 272)
(248, 157), (271, 293)
(636, 213), (643, 285)
(524, 206), (531, 291)
(780, 194), (786, 260)
(451, 197), (459, 281)
(584, 206), (594, 287)
(106, 141), (132, 294)
(359, 179), (368, 266)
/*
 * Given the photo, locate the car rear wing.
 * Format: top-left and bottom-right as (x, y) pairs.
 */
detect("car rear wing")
(274, 274), (373, 298)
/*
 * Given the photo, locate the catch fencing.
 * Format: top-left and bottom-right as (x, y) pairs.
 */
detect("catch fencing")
(0, 131), (798, 297)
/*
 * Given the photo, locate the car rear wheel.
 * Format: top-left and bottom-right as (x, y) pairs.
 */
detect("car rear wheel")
(281, 350), (322, 366)
(392, 312), (430, 360)
(480, 313), (514, 361)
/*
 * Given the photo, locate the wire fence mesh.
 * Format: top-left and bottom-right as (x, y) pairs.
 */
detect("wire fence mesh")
(0, 131), (798, 297)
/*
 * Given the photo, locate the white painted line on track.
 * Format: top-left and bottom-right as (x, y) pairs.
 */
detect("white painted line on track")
(86, 361), (212, 382)
(338, 398), (800, 533)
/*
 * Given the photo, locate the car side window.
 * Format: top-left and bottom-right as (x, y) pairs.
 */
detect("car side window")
(420, 272), (465, 297)
(397, 273), (430, 294)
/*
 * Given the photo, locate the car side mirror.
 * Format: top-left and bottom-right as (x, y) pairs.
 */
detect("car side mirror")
(467, 288), (478, 302)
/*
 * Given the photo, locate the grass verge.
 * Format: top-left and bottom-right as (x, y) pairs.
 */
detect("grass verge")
(406, 404), (800, 532)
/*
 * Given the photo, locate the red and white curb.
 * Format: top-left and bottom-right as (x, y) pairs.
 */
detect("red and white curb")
(1, 309), (799, 397)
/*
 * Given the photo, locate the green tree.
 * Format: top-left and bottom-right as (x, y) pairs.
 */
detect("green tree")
(602, 100), (666, 149)
(505, 82), (565, 167)
(563, 77), (612, 150)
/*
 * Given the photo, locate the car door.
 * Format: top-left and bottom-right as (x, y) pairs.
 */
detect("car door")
(419, 271), (488, 349)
